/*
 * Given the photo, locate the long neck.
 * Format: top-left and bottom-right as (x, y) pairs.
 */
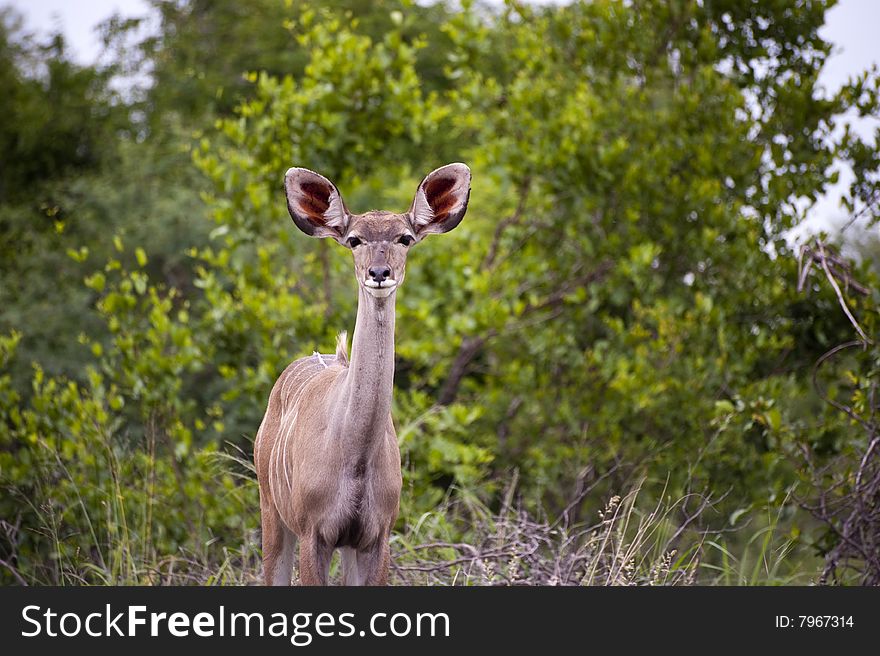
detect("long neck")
(335, 287), (397, 448)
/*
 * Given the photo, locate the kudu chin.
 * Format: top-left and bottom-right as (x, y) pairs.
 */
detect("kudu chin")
(254, 163), (471, 585)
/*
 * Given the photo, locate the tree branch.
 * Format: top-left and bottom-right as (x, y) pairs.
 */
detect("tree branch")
(436, 334), (490, 406)
(816, 241), (871, 344)
(435, 260), (613, 406)
(481, 177), (531, 271)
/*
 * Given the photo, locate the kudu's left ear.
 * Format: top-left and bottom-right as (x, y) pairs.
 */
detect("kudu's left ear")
(284, 167), (350, 238)
(409, 163), (471, 237)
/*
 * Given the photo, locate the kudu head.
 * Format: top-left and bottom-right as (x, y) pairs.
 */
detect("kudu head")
(284, 164), (471, 298)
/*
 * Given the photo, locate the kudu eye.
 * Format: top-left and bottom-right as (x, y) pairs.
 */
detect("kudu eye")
(397, 235), (414, 247)
(347, 236), (362, 248)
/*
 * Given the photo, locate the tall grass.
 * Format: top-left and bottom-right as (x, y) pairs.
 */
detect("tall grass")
(700, 494), (822, 585)
(4, 442), (823, 585)
(1, 428), (261, 585)
(389, 478), (823, 586)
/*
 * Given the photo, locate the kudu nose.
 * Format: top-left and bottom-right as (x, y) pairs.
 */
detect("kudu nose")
(368, 266), (392, 282)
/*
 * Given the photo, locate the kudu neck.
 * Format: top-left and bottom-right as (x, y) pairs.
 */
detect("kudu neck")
(339, 287), (397, 438)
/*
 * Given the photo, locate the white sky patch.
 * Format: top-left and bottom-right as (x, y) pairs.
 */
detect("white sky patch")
(801, 0), (880, 240)
(7, 0), (152, 64)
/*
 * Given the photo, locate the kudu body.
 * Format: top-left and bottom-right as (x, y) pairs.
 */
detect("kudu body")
(254, 163), (471, 585)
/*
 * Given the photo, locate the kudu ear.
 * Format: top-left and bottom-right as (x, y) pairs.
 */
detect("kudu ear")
(409, 163), (471, 237)
(284, 167), (350, 238)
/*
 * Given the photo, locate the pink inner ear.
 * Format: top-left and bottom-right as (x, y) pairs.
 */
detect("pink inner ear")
(299, 181), (331, 223)
(423, 176), (458, 222)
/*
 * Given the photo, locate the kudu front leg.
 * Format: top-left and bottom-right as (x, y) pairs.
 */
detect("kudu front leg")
(348, 535), (391, 586)
(299, 533), (334, 586)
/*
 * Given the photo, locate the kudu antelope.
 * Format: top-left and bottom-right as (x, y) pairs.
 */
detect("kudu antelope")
(254, 163), (471, 585)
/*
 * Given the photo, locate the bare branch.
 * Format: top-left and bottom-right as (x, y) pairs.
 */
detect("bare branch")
(482, 178), (531, 271)
(0, 558), (27, 586)
(436, 334), (491, 406)
(811, 340), (874, 432)
(816, 241), (871, 344)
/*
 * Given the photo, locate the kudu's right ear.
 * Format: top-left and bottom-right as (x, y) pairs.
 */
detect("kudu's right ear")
(284, 167), (350, 238)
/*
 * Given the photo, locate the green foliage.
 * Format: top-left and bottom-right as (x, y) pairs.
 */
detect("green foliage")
(113, 0), (461, 126)
(0, 333), (254, 584)
(0, 11), (123, 203)
(0, 131), (207, 390)
(2, 0), (880, 585)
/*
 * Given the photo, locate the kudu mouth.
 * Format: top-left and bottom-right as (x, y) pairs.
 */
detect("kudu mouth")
(363, 278), (398, 298)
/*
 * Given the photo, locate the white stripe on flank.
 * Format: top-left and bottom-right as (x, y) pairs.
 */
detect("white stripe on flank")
(270, 361), (321, 518)
(282, 408), (297, 494)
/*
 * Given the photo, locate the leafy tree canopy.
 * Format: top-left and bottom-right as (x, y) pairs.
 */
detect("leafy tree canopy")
(1, 0), (879, 584)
